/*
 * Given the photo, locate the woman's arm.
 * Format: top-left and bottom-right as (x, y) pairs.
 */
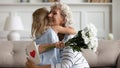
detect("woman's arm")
(52, 26), (76, 35)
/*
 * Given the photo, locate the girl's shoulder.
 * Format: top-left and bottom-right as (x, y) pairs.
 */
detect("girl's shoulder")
(46, 27), (55, 33)
(45, 27), (57, 36)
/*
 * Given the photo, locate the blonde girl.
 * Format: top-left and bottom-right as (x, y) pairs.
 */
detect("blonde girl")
(31, 7), (49, 40)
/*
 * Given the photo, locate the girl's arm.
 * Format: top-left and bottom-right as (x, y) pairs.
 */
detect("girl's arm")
(38, 41), (65, 53)
(52, 26), (76, 35)
(38, 43), (55, 54)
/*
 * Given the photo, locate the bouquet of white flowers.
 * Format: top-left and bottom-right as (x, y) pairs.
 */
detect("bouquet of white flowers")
(46, 23), (98, 52)
(65, 23), (98, 52)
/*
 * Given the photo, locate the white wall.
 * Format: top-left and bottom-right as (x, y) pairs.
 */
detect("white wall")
(0, 0), (113, 40)
(113, 0), (120, 40)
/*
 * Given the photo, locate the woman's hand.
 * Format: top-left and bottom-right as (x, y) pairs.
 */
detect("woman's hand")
(54, 41), (65, 49)
(26, 58), (38, 68)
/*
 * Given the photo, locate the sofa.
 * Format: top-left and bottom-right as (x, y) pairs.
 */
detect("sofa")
(0, 40), (120, 68)
(82, 40), (120, 68)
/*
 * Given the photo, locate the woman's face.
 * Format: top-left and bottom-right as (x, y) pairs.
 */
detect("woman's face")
(48, 8), (64, 26)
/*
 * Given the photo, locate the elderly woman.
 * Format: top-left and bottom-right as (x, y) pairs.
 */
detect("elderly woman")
(26, 2), (90, 68)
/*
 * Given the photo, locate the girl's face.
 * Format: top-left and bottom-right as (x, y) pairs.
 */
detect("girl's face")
(48, 8), (64, 26)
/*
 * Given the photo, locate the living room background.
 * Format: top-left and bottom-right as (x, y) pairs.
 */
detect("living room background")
(0, 0), (120, 40)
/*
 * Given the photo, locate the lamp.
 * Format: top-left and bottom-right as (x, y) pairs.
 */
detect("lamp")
(4, 12), (24, 41)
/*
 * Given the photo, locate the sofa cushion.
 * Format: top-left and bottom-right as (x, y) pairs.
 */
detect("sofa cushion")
(0, 41), (14, 67)
(82, 40), (120, 67)
(0, 41), (33, 67)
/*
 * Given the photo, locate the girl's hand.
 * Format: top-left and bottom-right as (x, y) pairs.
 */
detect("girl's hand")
(54, 41), (65, 49)
(26, 58), (38, 68)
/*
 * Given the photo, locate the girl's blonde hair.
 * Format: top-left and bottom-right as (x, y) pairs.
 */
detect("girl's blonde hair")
(32, 7), (49, 39)
(51, 2), (73, 26)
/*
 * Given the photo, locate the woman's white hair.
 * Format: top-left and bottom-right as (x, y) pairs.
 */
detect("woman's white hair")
(51, 2), (73, 26)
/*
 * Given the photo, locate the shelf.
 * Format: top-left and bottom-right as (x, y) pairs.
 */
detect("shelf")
(0, 2), (112, 6)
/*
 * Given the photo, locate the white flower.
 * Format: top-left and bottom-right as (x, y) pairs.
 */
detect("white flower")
(91, 37), (98, 52)
(81, 31), (89, 44)
(81, 30), (85, 37)
(84, 37), (89, 44)
(83, 27), (89, 34)
(87, 23), (97, 37)
(82, 23), (98, 52)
